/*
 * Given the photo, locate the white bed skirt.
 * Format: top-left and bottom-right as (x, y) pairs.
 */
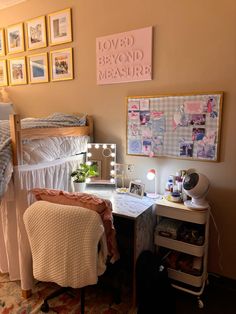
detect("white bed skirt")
(0, 154), (85, 290)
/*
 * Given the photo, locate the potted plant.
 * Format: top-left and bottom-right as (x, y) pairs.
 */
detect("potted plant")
(71, 163), (98, 192)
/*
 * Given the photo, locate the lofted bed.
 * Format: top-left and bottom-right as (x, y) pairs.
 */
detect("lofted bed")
(0, 111), (93, 296)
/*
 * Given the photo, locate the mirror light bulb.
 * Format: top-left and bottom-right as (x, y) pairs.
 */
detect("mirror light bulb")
(110, 178), (115, 183)
(103, 144), (107, 149)
(87, 152), (92, 157)
(95, 144), (99, 149)
(86, 161), (92, 166)
(111, 153), (115, 157)
(87, 144), (91, 149)
(111, 144), (115, 149)
(110, 161), (115, 166)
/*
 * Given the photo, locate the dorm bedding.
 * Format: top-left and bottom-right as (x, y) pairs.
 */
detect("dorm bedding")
(0, 113), (89, 199)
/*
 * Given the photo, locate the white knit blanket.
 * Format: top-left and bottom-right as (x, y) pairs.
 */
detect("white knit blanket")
(23, 201), (107, 288)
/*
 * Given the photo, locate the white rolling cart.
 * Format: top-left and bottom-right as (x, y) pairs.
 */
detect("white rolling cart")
(155, 198), (209, 309)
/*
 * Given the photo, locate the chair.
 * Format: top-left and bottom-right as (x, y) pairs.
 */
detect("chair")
(23, 200), (108, 313)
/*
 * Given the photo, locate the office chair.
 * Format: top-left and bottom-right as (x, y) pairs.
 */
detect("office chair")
(23, 200), (108, 313)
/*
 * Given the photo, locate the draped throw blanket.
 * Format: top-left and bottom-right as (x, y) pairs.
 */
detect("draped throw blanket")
(23, 201), (108, 288)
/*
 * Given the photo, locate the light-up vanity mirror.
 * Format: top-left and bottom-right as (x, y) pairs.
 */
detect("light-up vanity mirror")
(86, 143), (116, 184)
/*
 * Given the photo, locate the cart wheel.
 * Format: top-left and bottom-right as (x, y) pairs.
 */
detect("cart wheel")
(198, 298), (204, 309)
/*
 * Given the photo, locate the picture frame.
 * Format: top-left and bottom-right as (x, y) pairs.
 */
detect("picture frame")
(128, 181), (145, 198)
(8, 57), (27, 86)
(0, 28), (6, 56)
(47, 8), (72, 46)
(27, 53), (48, 84)
(6, 22), (25, 54)
(0, 60), (8, 86)
(50, 48), (73, 82)
(25, 15), (47, 50)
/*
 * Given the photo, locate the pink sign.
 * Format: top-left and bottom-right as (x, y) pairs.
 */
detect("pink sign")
(96, 27), (153, 85)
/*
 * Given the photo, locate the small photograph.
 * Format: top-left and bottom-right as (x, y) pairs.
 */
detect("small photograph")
(152, 117), (166, 133)
(128, 122), (141, 137)
(189, 114), (206, 126)
(0, 60), (8, 86)
(128, 181), (145, 198)
(152, 135), (164, 155)
(197, 143), (216, 160)
(151, 111), (164, 120)
(141, 125), (152, 138)
(128, 139), (142, 154)
(139, 98), (149, 111)
(25, 16), (47, 50)
(140, 110), (150, 125)
(50, 48), (73, 81)
(142, 139), (152, 155)
(192, 128), (205, 141)
(8, 57), (27, 85)
(128, 100), (140, 111)
(6, 23), (25, 54)
(48, 8), (72, 46)
(128, 110), (140, 121)
(180, 141), (193, 157)
(184, 100), (205, 114)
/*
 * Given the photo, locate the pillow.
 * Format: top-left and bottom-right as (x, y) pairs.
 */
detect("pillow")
(31, 188), (120, 263)
(0, 103), (14, 120)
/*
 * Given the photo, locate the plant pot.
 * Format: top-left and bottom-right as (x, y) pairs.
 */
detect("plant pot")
(73, 182), (86, 193)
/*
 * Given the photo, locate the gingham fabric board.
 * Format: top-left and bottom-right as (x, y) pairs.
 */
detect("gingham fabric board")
(127, 92), (223, 161)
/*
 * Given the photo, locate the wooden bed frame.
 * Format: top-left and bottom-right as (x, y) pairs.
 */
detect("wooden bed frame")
(8, 113), (93, 298)
(9, 114), (93, 166)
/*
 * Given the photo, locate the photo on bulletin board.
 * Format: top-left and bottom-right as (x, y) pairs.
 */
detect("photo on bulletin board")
(126, 92), (223, 162)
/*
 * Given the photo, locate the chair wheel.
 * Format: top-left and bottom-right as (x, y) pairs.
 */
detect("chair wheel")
(198, 299), (204, 309)
(41, 301), (50, 312)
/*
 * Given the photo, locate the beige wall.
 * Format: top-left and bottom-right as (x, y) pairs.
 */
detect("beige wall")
(1, 0), (236, 279)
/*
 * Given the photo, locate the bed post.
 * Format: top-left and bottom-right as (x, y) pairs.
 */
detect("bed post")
(87, 115), (94, 142)
(9, 114), (22, 166)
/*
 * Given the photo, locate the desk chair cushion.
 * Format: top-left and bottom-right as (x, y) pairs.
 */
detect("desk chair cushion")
(31, 188), (120, 263)
(23, 200), (108, 288)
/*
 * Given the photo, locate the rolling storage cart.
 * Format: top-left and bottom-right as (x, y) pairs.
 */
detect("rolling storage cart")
(155, 199), (209, 309)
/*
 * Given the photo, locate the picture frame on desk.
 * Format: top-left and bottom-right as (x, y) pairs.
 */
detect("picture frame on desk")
(128, 181), (144, 198)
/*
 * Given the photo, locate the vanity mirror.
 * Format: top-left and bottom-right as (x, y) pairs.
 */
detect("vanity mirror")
(86, 143), (116, 184)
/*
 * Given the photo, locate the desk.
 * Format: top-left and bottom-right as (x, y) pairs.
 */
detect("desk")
(86, 185), (157, 307)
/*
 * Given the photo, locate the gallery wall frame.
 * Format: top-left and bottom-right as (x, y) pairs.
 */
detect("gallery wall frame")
(126, 92), (223, 162)
(6, 22), (25, 54)
(8, 56), (27, 85)
(47, 8), (72, 46)
(49, 47), (73, 82)
(25, 15), (47, 50)
(0, 60), (8, 86)
(0, 28), (6, 56)
(27, 52), (49, 84)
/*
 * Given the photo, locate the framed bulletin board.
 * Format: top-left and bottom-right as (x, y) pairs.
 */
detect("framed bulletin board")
(126, 92), (223, 161)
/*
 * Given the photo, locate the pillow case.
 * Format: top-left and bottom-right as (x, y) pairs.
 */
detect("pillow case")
(31, 188), (120, 263)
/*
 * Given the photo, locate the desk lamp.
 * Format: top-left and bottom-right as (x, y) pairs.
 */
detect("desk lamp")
(146, 168), (159, 198)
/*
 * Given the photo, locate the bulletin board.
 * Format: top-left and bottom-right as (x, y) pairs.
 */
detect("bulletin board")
(126, 92), (223, 161)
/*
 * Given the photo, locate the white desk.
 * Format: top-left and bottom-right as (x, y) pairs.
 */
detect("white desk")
(86, 185), (157, 307)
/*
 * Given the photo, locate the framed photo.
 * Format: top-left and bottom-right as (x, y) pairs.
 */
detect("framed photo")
(0, 60), (8, 86)
(27, 53), (48, 84)
(8, 57), (27, 86)
(128, 181), (145, 198)
(6, 23), (25, 54)
(47, 8), (72, 46)
(0, 28), (6, 56)
(25, 15), (47, 50)
(50, 48), (73, 81)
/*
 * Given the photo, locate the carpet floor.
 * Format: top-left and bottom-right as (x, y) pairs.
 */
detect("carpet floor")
(0, 273), (132, 314)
